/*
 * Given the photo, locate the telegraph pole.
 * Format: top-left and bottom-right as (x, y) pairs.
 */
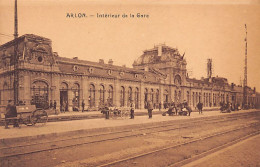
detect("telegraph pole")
(14, 0), (19, 105)
(243, 24), (248, 109)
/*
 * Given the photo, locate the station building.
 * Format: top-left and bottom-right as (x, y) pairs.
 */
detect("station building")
(0, 34), (259, 111)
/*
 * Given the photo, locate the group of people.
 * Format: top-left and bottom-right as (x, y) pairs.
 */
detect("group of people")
(162, 101), (193, 116)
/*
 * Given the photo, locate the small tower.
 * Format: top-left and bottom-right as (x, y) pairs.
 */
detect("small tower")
(207, 58), (212, 78)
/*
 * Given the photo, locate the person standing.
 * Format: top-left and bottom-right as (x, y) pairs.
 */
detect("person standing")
(50, 100), (53, 109)
(5, 100), (19, 129)
(159, 102), (162, 112)
(184, 101), (192, 116)
(197, 102), (203, 114)
(147, 100), (153, 119)
(130, 101), (135, 119)
(82, 100), (85, 112)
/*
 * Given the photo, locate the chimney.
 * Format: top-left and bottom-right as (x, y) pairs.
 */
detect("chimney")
(158, 44), (162, 56)
(108, 59), (113, 65)
(99, 59), (104, 64)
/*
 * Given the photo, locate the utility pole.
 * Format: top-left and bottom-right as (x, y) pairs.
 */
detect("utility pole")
(13, 0), (19, 105)
(243, 24), (248, 109)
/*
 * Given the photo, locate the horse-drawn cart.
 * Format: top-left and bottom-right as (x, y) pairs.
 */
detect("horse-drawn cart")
(109, 107), (130, 119)
(5, 105), (48, 127)
(101, 106), (130, 119)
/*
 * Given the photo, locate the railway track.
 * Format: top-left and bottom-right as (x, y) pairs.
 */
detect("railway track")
(0, 111), (258, 160)
(97, 123), (260, 167)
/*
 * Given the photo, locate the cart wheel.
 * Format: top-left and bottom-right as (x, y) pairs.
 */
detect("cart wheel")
(24, 116), (36, 126)
(33, 110), (48, 126)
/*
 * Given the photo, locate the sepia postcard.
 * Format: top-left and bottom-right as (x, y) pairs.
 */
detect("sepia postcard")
(0, 0), (260, 167)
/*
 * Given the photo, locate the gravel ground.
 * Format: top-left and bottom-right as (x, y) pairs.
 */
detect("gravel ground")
(184, 134), (260, 167)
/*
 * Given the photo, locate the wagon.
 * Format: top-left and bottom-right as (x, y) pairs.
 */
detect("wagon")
(5, 105), (48, 127)
(108, 107), (130, 119)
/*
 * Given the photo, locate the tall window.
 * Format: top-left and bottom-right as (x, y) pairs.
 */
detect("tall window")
(120, 86), (125, 107)
(206, 93), (208, 107)
(99, 85), (105, 106)
(128, 87), (133, 106)
(209, 93), (212, 107)
(151, 89), (154, 103)
(3, 82), (9, 105)
(144, 88), (148, 108)
(135, 87), (139, 109)
(89, 84), (95, 107)
(195, 92), (198, 105)
(187, 91), (190, 105)
(72, 83), (80, 110)
(108, 85), (113, 105)
(164, 89), (168, 103)
(192, 92), (195, 107)
(178, 91), (181, 103)
(203, 93), (206, 105)
(174, 90), (177, 103)
(31, 81), (49, 109)
(156, 89), (159, 105)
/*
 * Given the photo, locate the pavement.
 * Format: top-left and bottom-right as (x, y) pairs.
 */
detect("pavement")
(0, 109), (258, 144)
(183, 133), (260, 167)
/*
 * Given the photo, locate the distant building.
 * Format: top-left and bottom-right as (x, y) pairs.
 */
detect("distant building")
(0, 34), (259, 111)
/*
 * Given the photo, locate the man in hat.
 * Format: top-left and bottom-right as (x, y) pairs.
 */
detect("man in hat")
(147, 100), (153, 118)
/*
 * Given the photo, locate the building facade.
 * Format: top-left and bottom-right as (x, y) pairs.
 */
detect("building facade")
(0, 34), (259, 111)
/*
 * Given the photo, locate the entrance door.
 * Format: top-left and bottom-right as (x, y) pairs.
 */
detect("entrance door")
(60, 91), (68, 111)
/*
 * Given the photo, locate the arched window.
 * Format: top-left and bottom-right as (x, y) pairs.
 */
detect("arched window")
(178, 91), (181, 103)
(3, 82), (9, 105)
(31, 80), (49, 109)
(89, 84), (95, 107)
(128, 87), (133, 106)
(135, 87), (139, 109)
(108, 85), (113, 106)
(192, 92), (195, 107)
(209, 93), (212, 107)
(120, 86), (125, 107)
(99, 85), (105, 106)
(151, 89), (154, 103)
(195, 92), (198, 105)
(156, 89), (159, 105)
(164, 89), (168, 103)
(204, 93), (206, 105)
(60, 82), (69, 111)
(72, 83), (80, 111)
(144, 88), (148, 108)
(187, 91), (190, 105)
(61, 82), (68, 90)
(174, 75), (182, 86)
(174, 90), (177, 103)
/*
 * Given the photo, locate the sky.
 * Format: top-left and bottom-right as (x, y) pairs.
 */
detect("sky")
(0, 0), (260, 90)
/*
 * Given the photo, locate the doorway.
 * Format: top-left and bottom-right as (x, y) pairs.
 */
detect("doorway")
(60, 90), (68, 112)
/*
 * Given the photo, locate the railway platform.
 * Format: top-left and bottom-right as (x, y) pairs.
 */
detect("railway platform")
(0, 109), (258, 145)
